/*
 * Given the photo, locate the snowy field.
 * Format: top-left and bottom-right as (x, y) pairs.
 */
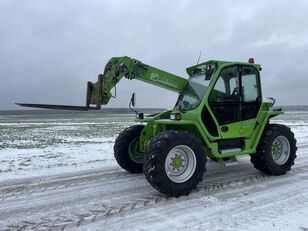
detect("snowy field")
(0, 114), (134, 181)
(1, 111), (308, 230)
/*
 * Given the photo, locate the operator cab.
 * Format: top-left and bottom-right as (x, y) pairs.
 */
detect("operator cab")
(177, 59), (262, 144)
(208, 65), (261, 126)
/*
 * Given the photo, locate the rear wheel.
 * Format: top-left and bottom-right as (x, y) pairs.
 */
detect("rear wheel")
(250, 124), (297, 175)
(143, 130), (206, 197)
(114, 125), (144, 173)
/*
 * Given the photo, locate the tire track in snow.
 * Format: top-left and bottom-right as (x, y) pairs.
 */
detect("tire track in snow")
(98, 172), (308, 230)
(0, 167), (130, 201)
(1, 148), (307, 202)
(2, 162), (308, 230)
(1, 149), (308, 230)
(185, 175), (308, 230)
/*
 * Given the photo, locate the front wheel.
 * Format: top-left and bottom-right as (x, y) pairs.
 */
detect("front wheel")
(143, 130), (206, 197)
(114, 125), (144, 173)
(250, 124), (297, 175)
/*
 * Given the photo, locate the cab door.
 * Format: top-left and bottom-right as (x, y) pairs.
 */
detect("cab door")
(208, 65), (242, 140)
(240, 66), (261, 137)
(207, 65), (261, 152)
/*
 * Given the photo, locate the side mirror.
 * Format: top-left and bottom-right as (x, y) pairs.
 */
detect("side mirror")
(129, 92), (142, 117)
(130, 92), (136, 107)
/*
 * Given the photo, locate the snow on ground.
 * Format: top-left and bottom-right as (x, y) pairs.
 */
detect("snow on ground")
(1, 111), (308, 182)
(0, 142), (115, 180)
(1, 112), (308, 230)
(0, 114), (134, 181)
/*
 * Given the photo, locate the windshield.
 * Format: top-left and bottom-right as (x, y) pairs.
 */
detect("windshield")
(175, 71), (213, 111)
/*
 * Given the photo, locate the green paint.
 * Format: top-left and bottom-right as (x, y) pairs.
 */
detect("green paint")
(172, 155), (183, 169)
(272, 143), (281, 155)
(129, 137), (143, 158)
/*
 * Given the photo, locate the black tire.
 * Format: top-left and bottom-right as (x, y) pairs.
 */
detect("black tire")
(250, 124), (297, 175)
(114, 125), (144, 173)
(143, 130), (206, 197)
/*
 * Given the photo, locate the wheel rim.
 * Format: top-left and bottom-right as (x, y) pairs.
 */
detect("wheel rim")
(164, 145), (196, 183)
(128, 137), (143, 163)
(271, 136), (290, 165)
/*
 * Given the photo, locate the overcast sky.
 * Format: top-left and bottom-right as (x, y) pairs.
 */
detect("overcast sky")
(1, 0), (308, 109)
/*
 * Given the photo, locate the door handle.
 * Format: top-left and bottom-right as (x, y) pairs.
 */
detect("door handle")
(221, 126), (228, 132)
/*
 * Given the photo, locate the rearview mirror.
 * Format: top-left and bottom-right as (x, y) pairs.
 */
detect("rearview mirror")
(205, 65), (213, 80)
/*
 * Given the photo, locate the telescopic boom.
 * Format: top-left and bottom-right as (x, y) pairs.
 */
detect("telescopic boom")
(17, 56), (187, 111)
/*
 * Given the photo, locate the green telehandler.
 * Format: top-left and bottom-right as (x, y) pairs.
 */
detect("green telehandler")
(17, 56), (297, 197)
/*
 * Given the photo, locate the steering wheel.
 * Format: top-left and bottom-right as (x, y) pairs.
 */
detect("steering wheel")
(182, 100), (190, 108)
(231, 87), (239, 96)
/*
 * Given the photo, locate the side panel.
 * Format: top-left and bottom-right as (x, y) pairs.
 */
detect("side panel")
(219, 121), (242, 139)
(140, 108), (281, 159)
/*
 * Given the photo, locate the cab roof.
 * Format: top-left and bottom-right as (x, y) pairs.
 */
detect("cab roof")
(186, 60), (262, 76)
